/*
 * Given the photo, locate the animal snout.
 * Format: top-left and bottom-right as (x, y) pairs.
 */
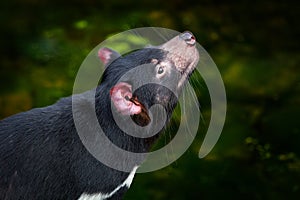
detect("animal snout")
(179, 31), (196, 46)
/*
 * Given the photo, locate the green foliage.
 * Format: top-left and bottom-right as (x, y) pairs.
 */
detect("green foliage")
(0, 0), (299, 199)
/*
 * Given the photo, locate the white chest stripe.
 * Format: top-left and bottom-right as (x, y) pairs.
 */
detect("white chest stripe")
(78, 166), (139, 200)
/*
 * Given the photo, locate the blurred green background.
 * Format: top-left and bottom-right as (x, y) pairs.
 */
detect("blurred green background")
(0, 0), (299, 199)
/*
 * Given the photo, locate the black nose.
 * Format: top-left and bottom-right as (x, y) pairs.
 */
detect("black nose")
(179, 31), (196, 45)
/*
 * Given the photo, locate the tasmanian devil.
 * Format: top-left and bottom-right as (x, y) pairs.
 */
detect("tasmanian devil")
(0, 31), (199, 200)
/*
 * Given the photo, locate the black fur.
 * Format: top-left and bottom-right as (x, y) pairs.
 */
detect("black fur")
(0, 48), (181, 200)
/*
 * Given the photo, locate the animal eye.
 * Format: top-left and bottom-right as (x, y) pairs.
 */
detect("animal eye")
(157, 67), (164, 74)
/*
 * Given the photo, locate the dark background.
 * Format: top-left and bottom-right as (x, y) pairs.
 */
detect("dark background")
(0, 0), (299, 199)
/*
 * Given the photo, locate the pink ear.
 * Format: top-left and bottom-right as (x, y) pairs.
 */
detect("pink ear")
(110, 82), (142, 115)
(98, 47), (121, 66)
